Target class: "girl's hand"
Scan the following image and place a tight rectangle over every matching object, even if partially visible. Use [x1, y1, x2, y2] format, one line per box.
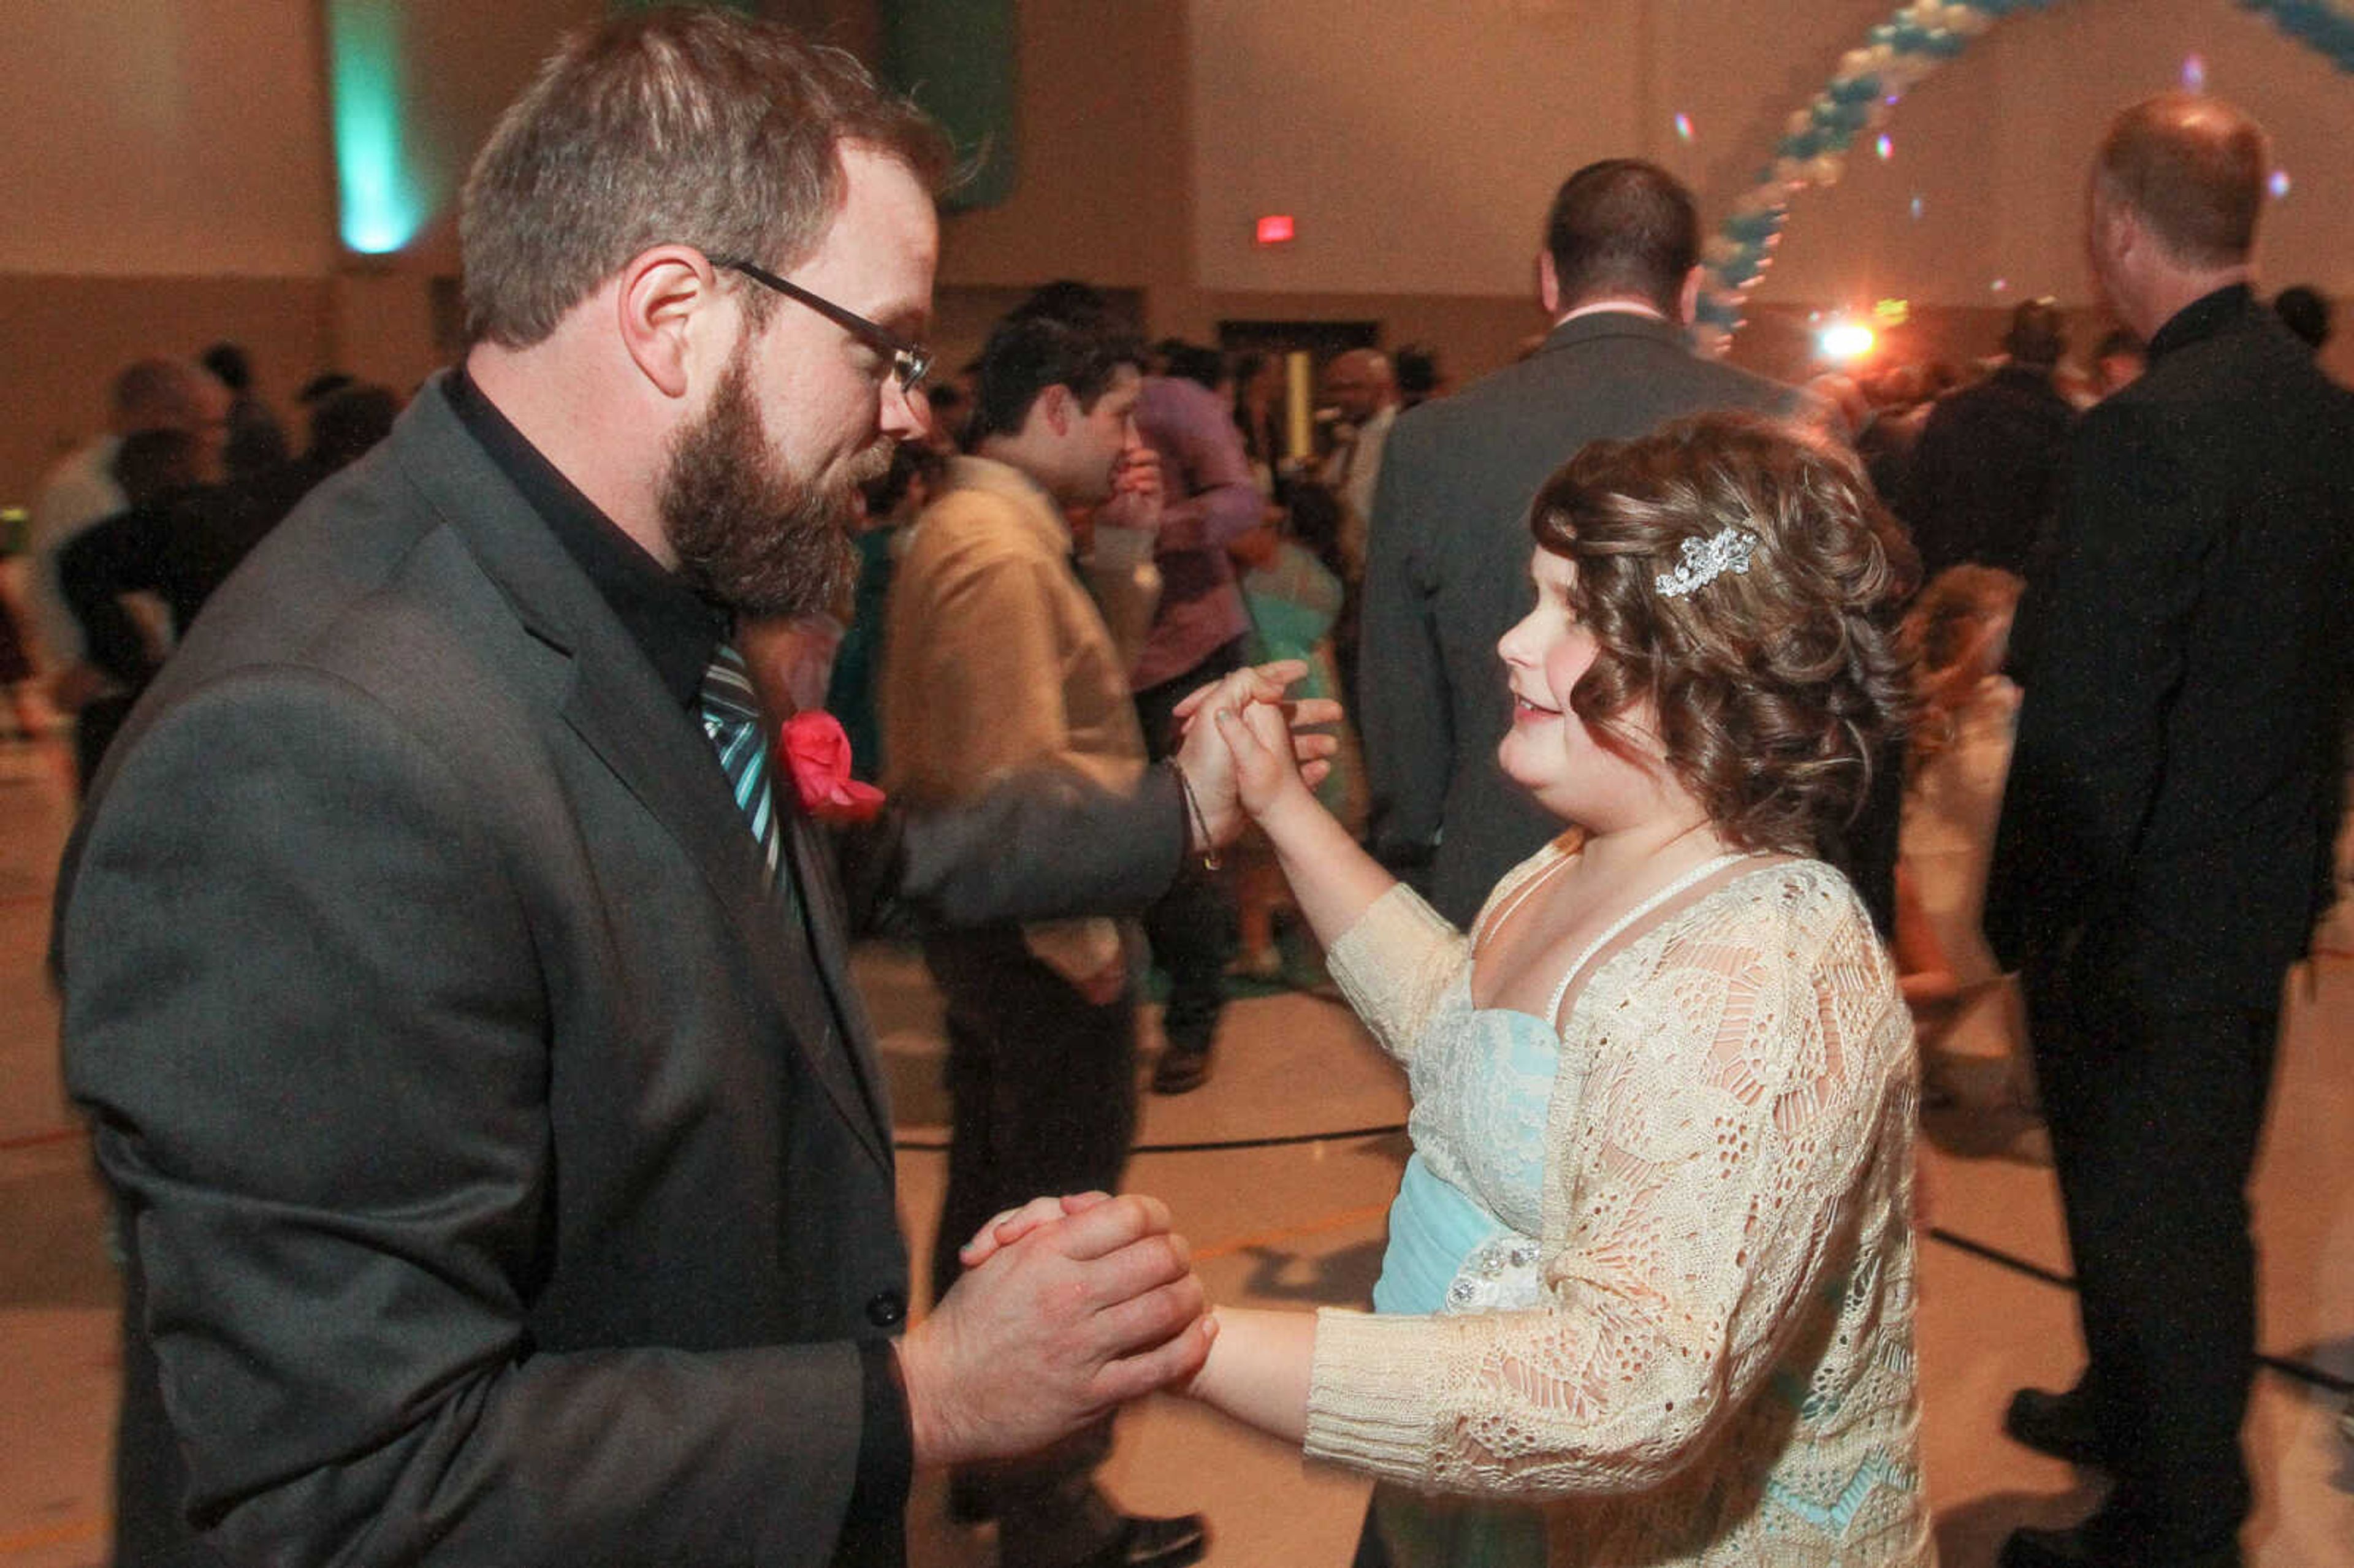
[1214, 696, 1317, 823]
[957, 1192, 1113, 1269]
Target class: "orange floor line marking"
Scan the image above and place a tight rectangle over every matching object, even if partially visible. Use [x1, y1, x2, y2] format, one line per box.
[0, 1515, 107, 1555]
[0, 1125, 86, 1153]
[1192, 1201, 1391, 1263]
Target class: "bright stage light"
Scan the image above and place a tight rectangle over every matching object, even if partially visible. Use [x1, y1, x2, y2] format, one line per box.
[1818, 321, 1876, 362]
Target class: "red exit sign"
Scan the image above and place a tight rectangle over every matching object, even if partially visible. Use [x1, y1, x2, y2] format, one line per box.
[1255, 214, 1295, 245]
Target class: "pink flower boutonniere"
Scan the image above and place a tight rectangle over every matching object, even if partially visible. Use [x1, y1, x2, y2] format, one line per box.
[779, 711, 888, 825]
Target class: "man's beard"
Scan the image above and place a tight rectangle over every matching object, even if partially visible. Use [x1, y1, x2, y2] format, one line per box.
[658, 347, 886, 618]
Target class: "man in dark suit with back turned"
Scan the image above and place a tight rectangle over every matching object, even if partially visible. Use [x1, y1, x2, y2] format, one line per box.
[1987, 93, 2354, 1568]
[54, 13, 1324, 1567]
[1898, 296, 2076, 582]
[1360, 159, 1809, 926]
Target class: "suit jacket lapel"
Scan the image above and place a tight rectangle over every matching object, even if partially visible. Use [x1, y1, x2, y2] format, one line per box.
[390, 381, 896, 1174]
[783, 809, 896, 1143]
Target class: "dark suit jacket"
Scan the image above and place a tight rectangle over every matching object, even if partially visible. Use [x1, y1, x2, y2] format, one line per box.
[1986, 286, 2354, 1011]
[1358, 311, 1808, 924]
[1897, 362, 2075, 581]
[55, 378, 1186, 1567]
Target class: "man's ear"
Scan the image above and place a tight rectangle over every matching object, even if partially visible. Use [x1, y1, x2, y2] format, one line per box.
[2086, 188, 2134, 272]
[1537, 251, 1562, 318]
[617, 246, 722, 400]
[1038, 382, 1074, 436]
[1676, 264, 1702, 327]
[2108, 205, 2146, 270]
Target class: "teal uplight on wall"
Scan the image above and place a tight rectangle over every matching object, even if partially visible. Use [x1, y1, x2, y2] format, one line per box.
[327, 2, 422, 254]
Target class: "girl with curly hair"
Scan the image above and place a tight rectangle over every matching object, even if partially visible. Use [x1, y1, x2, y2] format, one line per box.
[1170, 413, 1928, 1566]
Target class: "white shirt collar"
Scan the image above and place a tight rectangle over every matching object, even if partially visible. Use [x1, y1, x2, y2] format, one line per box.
[1555, 299, 1670, 326]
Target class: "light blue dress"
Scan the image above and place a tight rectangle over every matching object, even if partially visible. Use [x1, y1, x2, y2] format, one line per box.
[1364, 980, 1558, 1566]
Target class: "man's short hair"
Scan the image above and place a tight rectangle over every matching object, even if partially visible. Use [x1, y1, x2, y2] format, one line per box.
[199, 343, 253, 394]
[1005, 279, 1118, 332]
[1161, 341, 1226, 392]
[110, 359, 216, 434]
[460, 9, 951, 349]
[1543, 159, 1699, 317]
[2094, 93, 2269, 270]
[967, 316, 1143, 443]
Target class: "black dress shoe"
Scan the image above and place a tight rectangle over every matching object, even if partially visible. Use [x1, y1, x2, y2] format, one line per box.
[2003, 1383, 2111, 1467]
[1149, 1042, 1213, 1096]
[1999, 1520, 2241, 1568]
[1065, 1512, 1209, 1568]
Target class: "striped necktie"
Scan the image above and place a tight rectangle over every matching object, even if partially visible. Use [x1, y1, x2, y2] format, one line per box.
[698, 643, 787, 894]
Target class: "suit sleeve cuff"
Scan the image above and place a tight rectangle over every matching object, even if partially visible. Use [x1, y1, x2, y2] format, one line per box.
[834, 1338, 913, 1560]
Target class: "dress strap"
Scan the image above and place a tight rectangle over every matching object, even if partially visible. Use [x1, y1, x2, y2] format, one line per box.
[1542, 852, 1753, 1028]
[1470, 843, 1579, 952]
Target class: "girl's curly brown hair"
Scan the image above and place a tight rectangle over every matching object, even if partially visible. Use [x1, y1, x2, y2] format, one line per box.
[1528, 412, 1916, 856]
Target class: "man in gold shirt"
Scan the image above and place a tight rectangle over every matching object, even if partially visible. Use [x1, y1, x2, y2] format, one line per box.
[881, 310, 1205, 1568]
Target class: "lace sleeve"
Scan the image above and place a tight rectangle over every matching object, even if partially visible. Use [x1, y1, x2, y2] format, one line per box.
[1305, 872, 1909, 1497]
[1322, 881, 1466, 1064]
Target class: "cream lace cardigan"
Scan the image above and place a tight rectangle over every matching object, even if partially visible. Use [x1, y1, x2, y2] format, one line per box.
[1309, 850, 1933, 1566]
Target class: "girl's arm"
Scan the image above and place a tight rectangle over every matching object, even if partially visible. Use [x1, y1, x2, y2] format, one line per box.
[1213, 701, 1394, 949]
[1184, 1307, 1317, 1445]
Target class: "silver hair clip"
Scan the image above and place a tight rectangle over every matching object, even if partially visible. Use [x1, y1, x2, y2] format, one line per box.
[1655, 526, 1760, 598]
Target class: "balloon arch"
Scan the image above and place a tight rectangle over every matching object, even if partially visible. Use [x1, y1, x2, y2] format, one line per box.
[1690, 0, 2354, 356]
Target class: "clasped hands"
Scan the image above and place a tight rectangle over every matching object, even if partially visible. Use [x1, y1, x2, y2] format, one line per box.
[1168, 658, 1342, 855]
[894, 663, 1338, 1468]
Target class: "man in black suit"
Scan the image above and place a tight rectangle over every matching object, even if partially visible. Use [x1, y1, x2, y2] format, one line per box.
[1899, 297, 2076, 581]
[1987, 94, 2354, 1568]
[1359, 159, 1809, 926]
[55, 14, 1314, 1567]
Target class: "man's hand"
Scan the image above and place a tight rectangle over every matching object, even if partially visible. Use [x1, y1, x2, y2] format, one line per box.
[1095, 449, 1165, 539]
[1170, 661, 1342, 850]
[895, 1193, 1213, 1468]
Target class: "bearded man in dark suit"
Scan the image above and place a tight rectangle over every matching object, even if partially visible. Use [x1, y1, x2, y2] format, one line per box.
[1987, 93, 2354, 1568]
[1358, 159, 1810, 927]
[54, 13, 1323, 1567]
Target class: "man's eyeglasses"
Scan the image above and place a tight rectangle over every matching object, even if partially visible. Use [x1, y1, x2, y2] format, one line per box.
[712, 256, 932, 396]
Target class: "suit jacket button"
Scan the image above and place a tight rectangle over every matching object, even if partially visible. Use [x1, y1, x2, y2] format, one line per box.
[866, 1290, 906, 1328]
